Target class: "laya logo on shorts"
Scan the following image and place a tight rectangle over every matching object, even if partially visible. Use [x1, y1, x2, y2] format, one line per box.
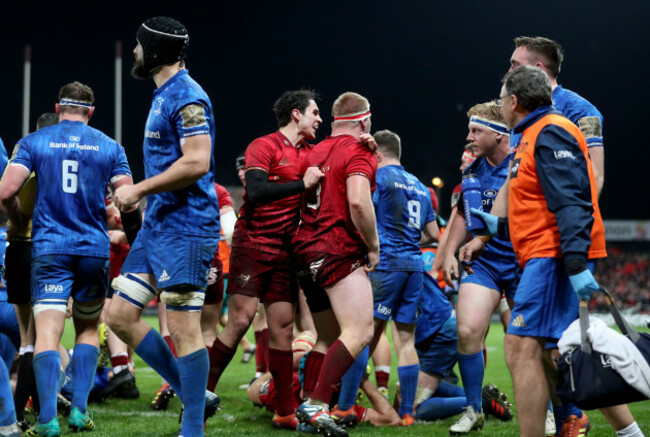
[376, 304, 391, 316]
[159, 270, 171, 282]
[44, 284, 63, 293]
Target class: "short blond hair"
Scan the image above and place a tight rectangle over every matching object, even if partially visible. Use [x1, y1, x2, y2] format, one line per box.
[467, 101, 505, 124]
[331, 92, 369, 118]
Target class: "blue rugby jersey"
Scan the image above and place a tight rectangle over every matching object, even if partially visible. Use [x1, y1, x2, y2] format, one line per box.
[0, 137, 8, 174]
[463, 156, 516, 262]
[415, 273, 453, 344]
[510, 87, 604, 150]
[373, 165, 435, 272]
[553, 86, 604, 148]
[11, 120, 131, 258]
[0, 227, 6, 302]
[142, 70, 220, 237]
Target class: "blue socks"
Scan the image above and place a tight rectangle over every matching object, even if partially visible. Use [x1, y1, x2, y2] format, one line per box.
[179, 348, 209, 437]
[458, 351, 484, 411]
[71, 344, 100, 413]
[135, 329, 183, 402]
[397, 364, 419, 417]
[416, 396, 467, 420]
[0, 356, 16, 427]
[436, 380, 465, 398]
[33, 350, 61, 423]
[338, 346, 369, 410]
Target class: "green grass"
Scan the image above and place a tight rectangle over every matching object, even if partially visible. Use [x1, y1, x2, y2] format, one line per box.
[52, 317, 650, 436]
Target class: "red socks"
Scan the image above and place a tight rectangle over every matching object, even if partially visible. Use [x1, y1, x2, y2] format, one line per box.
[301, 351, 325, 399]
[268, 348, 294, 416]
[255, 328, 269, 374]
[207, 338, 236, 392]
[311, 340, 355, 405]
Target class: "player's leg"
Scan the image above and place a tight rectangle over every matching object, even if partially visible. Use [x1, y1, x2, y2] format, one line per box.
[372, 332, 391, 397]
[454, 281, 500, 419]
[309, 268, 373, 406]
[164, 295, 208, 437]
[505, 334, 547, 437]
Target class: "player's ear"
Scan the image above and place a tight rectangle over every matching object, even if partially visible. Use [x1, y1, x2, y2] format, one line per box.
[55, 103, 60, 115]
[291, 108, 302, 123]
[88, 107, 95, 120]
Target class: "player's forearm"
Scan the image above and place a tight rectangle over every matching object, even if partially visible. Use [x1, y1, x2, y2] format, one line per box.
[0, 195, 24, 228]
[443, 213, 468, 258]
[134, 154, 209, 198]
[350, 196, 379, 252]
[588, 146, 604, 198]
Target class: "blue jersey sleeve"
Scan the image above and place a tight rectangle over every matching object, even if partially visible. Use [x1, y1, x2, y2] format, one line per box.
[111, 144, 132, 181]
[0, 138, 8, 175]
[10, 141, 33, 172]
[172, 101, 212, 139]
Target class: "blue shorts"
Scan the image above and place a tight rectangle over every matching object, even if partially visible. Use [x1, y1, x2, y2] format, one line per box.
[0, 301, 19, 366]
[121, 226, 218, 291]
[31, 255, 109, 306]
[415, 314, 458, 377]
[507, 258, 596, 340]
[369, 270, 422, 324]
[460, 255, 518, 301]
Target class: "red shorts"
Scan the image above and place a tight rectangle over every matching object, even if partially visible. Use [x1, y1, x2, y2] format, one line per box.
[227, 245, 298, 303]
[259, 372, 302, 413]
[204, 251, 224, 305]
[295, 251, 365, 313]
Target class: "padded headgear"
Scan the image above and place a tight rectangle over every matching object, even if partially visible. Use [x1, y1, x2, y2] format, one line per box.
[136, 17, 189, 76]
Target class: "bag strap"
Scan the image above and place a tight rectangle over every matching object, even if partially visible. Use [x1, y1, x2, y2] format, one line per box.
[600, 287, 640, 343]
[579, 299, 592, 353]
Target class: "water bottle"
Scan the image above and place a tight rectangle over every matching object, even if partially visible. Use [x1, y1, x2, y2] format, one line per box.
[462, 173, 484, 232]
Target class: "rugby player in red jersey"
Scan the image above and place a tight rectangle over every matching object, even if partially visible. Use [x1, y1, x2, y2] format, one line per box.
[207, 90, 324, 430]
[293, 92, 378, 437]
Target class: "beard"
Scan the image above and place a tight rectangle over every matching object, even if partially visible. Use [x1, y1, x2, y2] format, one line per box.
[130, 58, 150, 79]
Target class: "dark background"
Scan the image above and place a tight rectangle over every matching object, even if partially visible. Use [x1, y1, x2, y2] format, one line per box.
[2, 1, 648, 218]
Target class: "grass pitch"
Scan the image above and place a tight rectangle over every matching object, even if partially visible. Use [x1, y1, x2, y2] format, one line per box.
[53, 317, 649, 436]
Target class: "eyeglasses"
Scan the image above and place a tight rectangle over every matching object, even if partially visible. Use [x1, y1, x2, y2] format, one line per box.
[495, 95, 513, 107]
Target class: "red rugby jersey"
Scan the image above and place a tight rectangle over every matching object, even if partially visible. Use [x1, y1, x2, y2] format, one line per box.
[294, 135, 377, 257]
[215, 182, 233, 272]
[233, 131, 312, 254]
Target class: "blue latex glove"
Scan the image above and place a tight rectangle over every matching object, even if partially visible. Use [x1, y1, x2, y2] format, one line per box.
[568, 269, 600, 300]
[469, 207, 498, 236]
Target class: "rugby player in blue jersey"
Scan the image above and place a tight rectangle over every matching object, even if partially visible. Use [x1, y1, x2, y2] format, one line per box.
[0, 81, 134, 436]
[442, 102, 514, 434]
[107, 17, 220, 437]
[333, 130, 439, 426]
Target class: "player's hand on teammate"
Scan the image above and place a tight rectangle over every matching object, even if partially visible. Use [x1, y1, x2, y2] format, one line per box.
[302, 166, 325, 190]
[359, 133, 377, 151]
[113, 185, 141, 211]
[569, 269, 600, 301]
[364, 248, 380, 273]
[458, 237, 487, 271]
[442, 254, 459, 288]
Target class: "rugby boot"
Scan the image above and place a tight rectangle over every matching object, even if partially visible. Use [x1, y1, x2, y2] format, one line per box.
[449, 406, 484, 435]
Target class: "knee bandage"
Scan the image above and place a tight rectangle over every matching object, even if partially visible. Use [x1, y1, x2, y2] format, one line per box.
[160, 290, 205, 312]
[112, 273, 157, 309]
[72, 300, 105, 320]
[497, 297, 510, 315]
[33, 299, 68, 317]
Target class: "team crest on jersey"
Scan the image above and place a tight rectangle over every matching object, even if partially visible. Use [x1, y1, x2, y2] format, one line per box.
[236, 273, 251, 288]
[278, 157, 290, 166]
[153, 97, 164, 116]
